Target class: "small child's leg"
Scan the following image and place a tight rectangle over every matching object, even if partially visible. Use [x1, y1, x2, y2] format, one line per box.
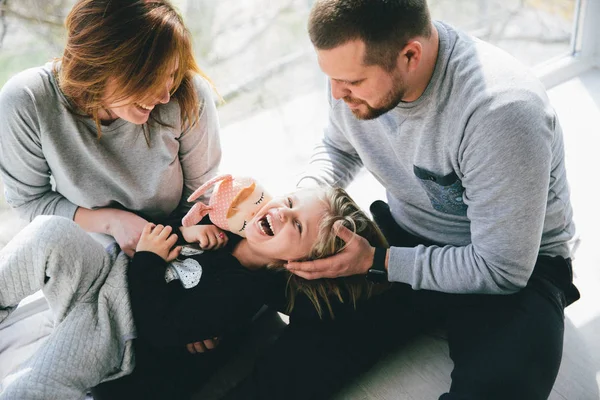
[0, 215, 114, 324]
[0, 302, 123, 399]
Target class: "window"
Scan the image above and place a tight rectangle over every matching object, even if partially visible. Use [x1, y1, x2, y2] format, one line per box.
[430, 0, 578, 66]
[0, 0, 586, 126]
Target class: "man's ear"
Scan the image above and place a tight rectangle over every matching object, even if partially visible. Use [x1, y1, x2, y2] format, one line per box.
[396, 40, 423, 73]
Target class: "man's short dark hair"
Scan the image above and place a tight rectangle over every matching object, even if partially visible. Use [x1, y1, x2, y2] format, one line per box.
[308, 0, 432, 71]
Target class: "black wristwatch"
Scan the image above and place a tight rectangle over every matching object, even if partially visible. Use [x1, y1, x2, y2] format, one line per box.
[366, 247, 388, 283]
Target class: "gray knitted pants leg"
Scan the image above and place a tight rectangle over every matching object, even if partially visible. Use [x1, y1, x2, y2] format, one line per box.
[0, 216, 122, 399]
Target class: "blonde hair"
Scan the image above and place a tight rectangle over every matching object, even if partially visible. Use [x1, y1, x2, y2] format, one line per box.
[55, 0, 214, 139]
[270, 186, 389, 319]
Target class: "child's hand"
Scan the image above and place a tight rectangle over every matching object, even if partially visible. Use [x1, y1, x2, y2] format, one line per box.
[136, 223, 181, 262]
[179, 224, 228, 250]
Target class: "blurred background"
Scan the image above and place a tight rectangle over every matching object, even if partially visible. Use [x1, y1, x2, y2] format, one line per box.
[0, 0, 579, 121]
[0, 0, 581, 204]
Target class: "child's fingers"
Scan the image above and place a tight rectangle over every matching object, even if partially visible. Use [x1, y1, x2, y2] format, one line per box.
[210, 235, 219, 248]
[166, 233, 178, 247]
[215, 232, 228, 248]
[186, 343, 197, 354]
[142, 223, 155, 236]
[192, 341, 207, 353]
[203, 338, 217, 350]
[167, 246, 181, 262]
[158, 225, 173, 239]
[151, 224, 165, 236]
[198, 234, 209, 249]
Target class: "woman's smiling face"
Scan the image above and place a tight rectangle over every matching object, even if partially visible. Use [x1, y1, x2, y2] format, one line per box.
[243, 188, 328, 262]
[99, 60, 179, 125]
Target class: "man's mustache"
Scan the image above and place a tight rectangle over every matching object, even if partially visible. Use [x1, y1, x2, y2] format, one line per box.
[343, 96, 364, 106]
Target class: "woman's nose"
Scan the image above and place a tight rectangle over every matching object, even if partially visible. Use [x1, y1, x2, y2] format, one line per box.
[158, 85, 171, 104]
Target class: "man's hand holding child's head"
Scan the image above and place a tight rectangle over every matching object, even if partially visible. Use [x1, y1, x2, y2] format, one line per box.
[136, 223, 181, 262]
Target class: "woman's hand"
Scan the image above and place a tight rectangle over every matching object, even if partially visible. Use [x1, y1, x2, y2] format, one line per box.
[136, 223, 181, 262]
[179, 224, 228, 249]
[106, 210, 150, 257]
[74, 207, 149, 257]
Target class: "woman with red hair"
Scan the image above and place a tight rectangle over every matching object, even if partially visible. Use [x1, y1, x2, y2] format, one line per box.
[0, 0, 226, 258]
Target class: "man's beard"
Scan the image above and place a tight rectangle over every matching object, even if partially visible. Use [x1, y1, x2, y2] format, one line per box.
[344, 75, 405, 120]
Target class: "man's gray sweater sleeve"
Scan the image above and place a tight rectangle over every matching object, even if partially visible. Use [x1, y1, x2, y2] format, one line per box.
[0, 75, 78, 221]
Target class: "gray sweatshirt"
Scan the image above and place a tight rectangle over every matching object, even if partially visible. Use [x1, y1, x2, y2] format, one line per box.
[300, 21, 575, 294]
[0, 62, 221, 223]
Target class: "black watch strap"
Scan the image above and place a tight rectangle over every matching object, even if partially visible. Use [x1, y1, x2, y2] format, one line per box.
[366, 247, 388, 283]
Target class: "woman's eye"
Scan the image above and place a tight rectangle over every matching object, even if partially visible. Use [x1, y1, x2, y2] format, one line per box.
[239, 220, 247, 232]
[288, 198, 293, 208]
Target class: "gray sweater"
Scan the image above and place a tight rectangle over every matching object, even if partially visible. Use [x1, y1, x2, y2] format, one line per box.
[0, 62, 221, 222]
[300, 21, 575, 294]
